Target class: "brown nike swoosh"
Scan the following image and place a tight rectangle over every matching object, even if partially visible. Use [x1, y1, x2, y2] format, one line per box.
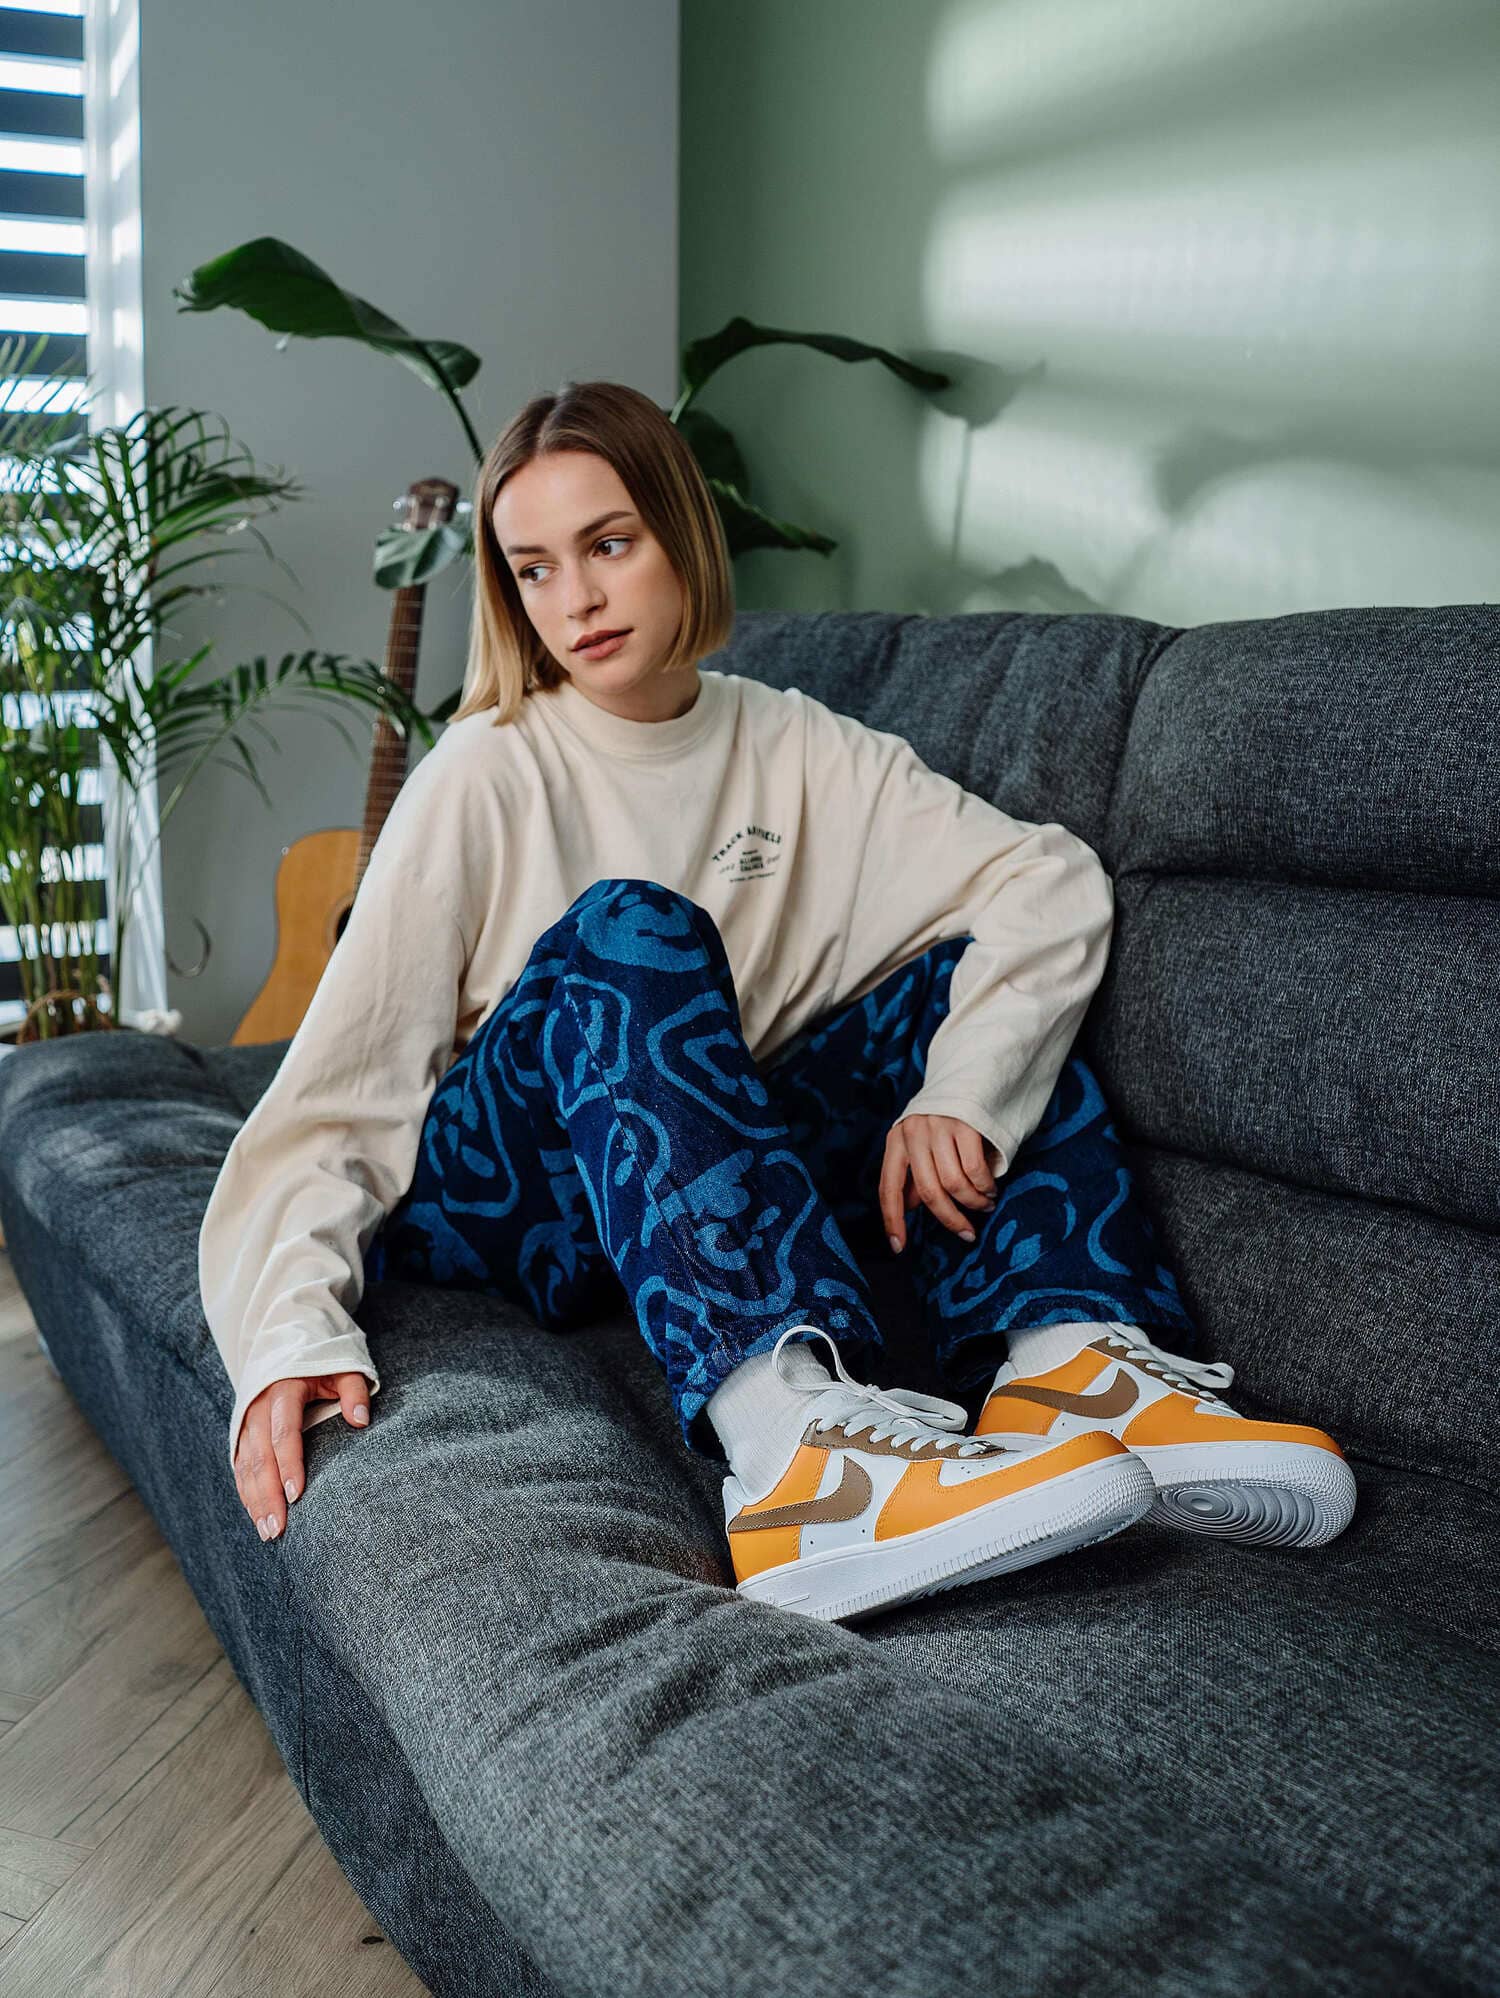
[727, 1454, 873, 1533]
[997, 1372, 1140, 1418]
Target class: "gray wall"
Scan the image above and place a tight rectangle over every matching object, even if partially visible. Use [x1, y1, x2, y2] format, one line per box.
[144, 0, 679, 1042]
[681, 0, 1500, 623]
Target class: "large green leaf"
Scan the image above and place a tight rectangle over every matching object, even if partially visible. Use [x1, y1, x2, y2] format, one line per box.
[707, 478, 836, 559]
[674, 406, 753, 496]
[173, 237, 482, 397]
[676, 314, 952, 412]
[373, 517, 473, 590]
[672, 408, 836, 554]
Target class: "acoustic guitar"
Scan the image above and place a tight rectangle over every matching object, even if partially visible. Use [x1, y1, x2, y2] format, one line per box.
[230, 476, 459, 1046]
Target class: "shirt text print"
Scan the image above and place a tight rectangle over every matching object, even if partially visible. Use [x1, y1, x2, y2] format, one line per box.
[712, 823, 785, 884]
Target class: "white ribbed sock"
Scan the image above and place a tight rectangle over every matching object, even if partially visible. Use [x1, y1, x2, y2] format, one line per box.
[1006, 1319, 1113, 1378]
[707, 1337, 837, 1498]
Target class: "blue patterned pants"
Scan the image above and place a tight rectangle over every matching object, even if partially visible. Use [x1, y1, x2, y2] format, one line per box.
[367, 877, 1197, 1462]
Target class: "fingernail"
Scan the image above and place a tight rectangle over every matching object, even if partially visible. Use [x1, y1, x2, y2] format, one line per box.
[351, 1404, 369, 1424]
[267, 1514, 280, 1537]
[961, 1228, 976, 1242]
[888, 1235, 902, 1254]
[257, 1517, 269, 1540]
[284, 1478, 296, 1504]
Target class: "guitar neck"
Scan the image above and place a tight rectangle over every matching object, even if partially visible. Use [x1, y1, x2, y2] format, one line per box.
[355, 583, 425, 884]
[353, 475, 460, 891]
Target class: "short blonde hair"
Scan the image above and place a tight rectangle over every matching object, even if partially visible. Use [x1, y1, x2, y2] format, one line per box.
[450, 379, 735, 727]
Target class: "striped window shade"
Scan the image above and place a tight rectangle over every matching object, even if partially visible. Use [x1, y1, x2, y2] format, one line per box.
[0, 0, 95, 1031]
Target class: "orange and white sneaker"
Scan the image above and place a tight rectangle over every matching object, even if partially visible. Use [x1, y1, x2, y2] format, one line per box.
[723, 1325, 1157, 1623]
[974, 1322, 1357, 1549]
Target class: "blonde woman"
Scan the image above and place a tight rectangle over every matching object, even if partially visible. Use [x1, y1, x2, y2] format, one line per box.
[200, 381, 1355, 1623]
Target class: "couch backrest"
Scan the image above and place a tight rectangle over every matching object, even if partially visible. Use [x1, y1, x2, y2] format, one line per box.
[713, 604, 1500, 1496]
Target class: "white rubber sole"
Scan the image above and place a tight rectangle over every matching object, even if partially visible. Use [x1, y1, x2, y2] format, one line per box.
[734, 1449, 1158, 1625]
[1132, 1440, 1358, 1548]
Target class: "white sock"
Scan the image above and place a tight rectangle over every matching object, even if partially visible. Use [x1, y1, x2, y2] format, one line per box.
[1005, 1318, 1113, 1378]
[707, 1337, 837, 1498]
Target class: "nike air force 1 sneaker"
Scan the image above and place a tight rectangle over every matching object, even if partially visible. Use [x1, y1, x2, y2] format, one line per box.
[974, 1323, 1357, 1549]
[724, 1325, 1157, 1624]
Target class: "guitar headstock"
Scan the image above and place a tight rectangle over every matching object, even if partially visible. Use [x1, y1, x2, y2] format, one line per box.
[391, 476, 461, 535]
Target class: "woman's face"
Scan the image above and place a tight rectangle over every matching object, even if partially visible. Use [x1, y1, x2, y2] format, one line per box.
[493, 450, 688, 701]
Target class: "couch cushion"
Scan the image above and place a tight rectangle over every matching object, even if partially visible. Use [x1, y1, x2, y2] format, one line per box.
[280, 1280, 1493, 1993]
[1112, 603, 1500, 895]
[0, 1031, 263, 1385]
[6, 1144, 1458, 1994]
[1080, 602, 1500, 1480]
[718, 605, 1174, 855]
[871, 1454, 1500, 1994]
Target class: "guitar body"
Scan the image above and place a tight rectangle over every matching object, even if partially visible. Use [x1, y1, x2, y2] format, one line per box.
[229, 828, 359, 1046]
[228, 476, 460, 1048]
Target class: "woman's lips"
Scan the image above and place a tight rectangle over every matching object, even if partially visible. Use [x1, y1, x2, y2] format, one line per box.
[575, 630, 630, 659]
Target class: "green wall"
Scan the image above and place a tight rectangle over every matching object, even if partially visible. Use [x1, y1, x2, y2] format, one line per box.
[681, 0, 1500, 622]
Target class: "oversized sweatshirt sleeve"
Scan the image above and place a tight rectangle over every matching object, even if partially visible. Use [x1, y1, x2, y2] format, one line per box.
[199, 740, 471, 1473]
[830, 723, 1115, 1179]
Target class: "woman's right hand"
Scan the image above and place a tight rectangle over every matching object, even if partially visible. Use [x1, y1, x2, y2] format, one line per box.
[234, 1373, 372, 1540]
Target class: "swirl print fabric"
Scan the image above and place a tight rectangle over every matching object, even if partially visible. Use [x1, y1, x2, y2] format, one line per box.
[367, 877, 1197, 1460]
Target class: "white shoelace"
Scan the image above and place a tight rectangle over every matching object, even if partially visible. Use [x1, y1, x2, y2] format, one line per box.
[1101, 1322, 1237, 1410]
[772, 1322, 1015, 1458]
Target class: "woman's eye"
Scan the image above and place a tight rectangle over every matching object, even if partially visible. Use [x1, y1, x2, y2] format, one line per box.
[516, 536, 629, 587]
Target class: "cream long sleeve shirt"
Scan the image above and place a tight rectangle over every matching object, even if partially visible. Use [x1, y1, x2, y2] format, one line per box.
[200, 665, 1115, 1470]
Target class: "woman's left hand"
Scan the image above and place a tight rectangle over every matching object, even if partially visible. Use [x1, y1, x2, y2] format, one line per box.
[880, 1115, 1000, 1253]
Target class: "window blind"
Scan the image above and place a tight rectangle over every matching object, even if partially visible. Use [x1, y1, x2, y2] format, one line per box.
[0, 0, 94, 1029]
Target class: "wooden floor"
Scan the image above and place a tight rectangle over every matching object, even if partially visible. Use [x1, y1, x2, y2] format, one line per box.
[0, 1247, 430, 1996]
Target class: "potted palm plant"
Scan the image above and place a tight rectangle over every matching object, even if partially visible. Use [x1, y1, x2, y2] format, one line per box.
[0, 332, 433, 1045]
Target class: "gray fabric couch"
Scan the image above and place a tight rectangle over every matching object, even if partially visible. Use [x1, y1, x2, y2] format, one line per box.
[2, 603, 1496, 1998]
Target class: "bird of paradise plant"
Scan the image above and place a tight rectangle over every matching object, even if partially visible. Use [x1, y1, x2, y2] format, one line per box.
[172, 237, 953, 721]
